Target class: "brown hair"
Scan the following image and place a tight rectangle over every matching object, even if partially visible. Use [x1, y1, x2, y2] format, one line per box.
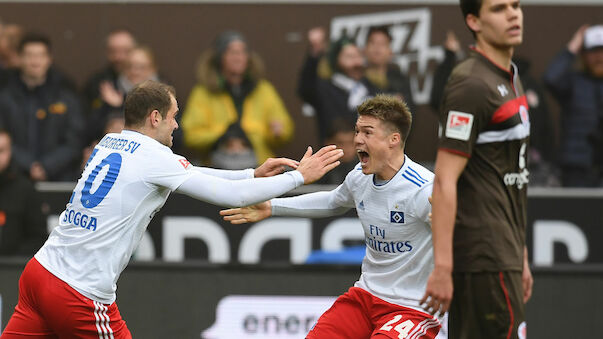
[460, 0, 483, 38]
[124, 80, 175, 127]
[357, 94, 412, 142]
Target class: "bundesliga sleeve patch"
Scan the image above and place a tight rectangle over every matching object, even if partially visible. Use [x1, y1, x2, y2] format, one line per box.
[179, 158, 191, 169]
[445, 111, 474, 141]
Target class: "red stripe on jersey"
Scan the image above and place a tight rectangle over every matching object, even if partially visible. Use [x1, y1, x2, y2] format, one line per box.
[439, 148, 471, 158]
[499, 272, 515, 339]
[491, 96, 528, 125]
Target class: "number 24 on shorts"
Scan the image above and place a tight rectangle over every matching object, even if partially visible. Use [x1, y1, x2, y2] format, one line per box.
[378, 314, 440, 339]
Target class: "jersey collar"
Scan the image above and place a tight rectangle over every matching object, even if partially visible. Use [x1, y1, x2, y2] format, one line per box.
[469, 47, 520, 95]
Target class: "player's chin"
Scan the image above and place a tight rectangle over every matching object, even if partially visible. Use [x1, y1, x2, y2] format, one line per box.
[507, 36, 522, 46]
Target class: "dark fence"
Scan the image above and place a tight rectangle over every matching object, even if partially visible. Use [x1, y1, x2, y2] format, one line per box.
[1, 186, 602, 338]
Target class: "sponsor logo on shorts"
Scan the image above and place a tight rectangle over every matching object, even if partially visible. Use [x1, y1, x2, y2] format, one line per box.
[445, 111, 473, 141]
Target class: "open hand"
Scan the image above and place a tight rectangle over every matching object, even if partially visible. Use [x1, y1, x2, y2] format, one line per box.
[99, 81, 124, 107]
[254, 157, 299, 178]
[296, 145, 343, 184]
[568, 24, 589, 54]
[220, 201, 272, 224]
[308, 27, 327, 56]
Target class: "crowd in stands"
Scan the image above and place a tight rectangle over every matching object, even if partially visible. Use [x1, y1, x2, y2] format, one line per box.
[0, 19, 602, 255]
[0, 16, 602, 256]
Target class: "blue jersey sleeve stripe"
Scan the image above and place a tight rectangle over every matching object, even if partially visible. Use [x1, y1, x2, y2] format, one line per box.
[402, 173, 422, 187]
[404, 170, 427, 184]
[407, 166, 429, 183]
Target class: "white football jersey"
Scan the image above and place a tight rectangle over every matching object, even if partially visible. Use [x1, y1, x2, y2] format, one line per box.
[35, 130, 197, 304]
[272, 155, 434, 312]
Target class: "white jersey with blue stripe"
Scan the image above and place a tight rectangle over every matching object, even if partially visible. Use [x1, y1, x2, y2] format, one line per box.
[35, 130, 197, 304]
[271, 155, 435, 311]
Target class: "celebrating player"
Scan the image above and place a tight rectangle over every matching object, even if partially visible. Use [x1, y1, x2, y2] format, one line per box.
[221, 95, 444, 339]
[0, 80, 343, 338]
[421, 0, 533, 338]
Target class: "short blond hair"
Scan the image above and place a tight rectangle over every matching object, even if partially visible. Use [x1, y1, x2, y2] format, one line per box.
[357, 94, 412, 142]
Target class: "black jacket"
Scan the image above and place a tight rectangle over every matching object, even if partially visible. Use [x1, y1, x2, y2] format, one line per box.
[543, 49, 603, 168]
[0, 164, 47, 256]
[0, 69, 85, 181]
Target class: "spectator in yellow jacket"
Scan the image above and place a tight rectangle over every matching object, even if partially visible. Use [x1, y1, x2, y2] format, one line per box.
[181, 31, 294, 169]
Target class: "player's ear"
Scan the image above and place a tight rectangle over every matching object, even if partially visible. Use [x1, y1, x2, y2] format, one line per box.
[390, 132, 401, 148]
[149, 109, 161, 127]
[466, 14, 481, 34]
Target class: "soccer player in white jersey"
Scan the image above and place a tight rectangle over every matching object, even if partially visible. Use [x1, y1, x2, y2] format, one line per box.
[221, 95, 444, 339]
[0, 80, 343, 339]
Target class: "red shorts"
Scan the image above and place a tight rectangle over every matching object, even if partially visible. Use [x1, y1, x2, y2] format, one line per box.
[1, 258, 131, 339]
[307, 287, 441, 339]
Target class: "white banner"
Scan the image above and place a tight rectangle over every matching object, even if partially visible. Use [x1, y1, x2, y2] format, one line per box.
[201, 295, 337, 339]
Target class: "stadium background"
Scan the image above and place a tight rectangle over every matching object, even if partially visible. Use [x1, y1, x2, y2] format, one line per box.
[1, 0, 602, 338]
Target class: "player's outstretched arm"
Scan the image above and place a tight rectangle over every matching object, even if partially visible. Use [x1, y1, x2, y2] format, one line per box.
[192, 157, 299, 180]
[220, 201, 272, 224]
[174, 145, 342, 208]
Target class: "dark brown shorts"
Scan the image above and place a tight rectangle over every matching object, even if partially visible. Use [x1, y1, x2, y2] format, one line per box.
[448, 271, 526, 339]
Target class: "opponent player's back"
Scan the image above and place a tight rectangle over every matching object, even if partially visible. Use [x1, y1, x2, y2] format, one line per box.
[35, 130, 192, 304]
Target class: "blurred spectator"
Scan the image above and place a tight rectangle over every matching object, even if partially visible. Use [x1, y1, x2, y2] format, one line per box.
[0, 22, 24, 89]
[515, 57, 560, 186]
[543, 25, 603, 187]
[0, 33, 84, 181]
[86, 45, 160, 144]
[81, 112, 124, 170]
[431, 30, 559, 186]
[298, 27, 378, 143]
[0, 129, 47, 257]
[364, 25, 415, 111]
[317, 118, 358, 185]
[0, 22, 23, 69]
[82, 29, 136, 114]
[429, 30, 464, 112]
[181, 31, 293, 169]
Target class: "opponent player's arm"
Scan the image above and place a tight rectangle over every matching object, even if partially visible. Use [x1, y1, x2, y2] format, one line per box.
[522, 246, 533, 303]
[421, 149, 468, 315]
[431, 150, 467, 273]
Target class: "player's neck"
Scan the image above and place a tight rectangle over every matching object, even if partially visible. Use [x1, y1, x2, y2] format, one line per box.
[475, 40, 514, 71]
[376, 151, 405, 181]
[125, 124, 155, 140]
